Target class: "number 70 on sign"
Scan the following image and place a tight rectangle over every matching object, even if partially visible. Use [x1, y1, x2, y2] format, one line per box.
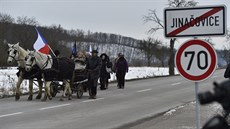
[175, 39, 217, 82]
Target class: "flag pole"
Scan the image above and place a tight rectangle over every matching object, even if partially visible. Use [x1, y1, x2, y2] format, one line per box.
[34, 27, 56, 57]
[48, 45, 56, 57]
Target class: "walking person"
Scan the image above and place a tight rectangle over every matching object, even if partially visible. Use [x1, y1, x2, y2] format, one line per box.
[99, 53, 112, 90]
[115, 53, 128, 89]
[86, 50, 102, 99]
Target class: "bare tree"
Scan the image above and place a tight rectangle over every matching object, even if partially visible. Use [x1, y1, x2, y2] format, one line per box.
[16, 16, 38, 26]
[0, 13, 15, 23]
[0, 13, 15, 43]
[221, 29, 230, 64]
[143, 0, 197, 75]
[221, 46, 230, 65]
[139, 37, 161, 66]
[8, 16, 40, 48]
[156, 45, 170, 67]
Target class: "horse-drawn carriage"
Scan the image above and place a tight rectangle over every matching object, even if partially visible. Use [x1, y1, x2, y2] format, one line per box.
[7, 43, 89, 101]
[51, 69, 88, 99]
[30, 50, 89, 100]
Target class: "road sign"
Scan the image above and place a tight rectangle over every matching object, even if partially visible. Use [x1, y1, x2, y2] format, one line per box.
[164, 5, 226, 37]
[175, 39, 217, 82]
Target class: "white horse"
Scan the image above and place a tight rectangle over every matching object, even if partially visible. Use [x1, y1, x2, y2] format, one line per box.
[7, 43, 43, 101]
[25, 50, 74, 101]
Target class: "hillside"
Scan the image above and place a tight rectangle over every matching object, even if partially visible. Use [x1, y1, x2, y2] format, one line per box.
[0, 13, 170, 67]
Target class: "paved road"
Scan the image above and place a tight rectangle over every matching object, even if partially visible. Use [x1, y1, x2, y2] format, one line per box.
[0, 69, 226, 129]
[124, 102, 221, 129]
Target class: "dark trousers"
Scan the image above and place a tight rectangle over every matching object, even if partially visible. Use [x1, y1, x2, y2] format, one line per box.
[100, 77, 109, 89]
[88, 78, 98, 96]
[105, 79, 108, 88]
[116, 72, 126, 88]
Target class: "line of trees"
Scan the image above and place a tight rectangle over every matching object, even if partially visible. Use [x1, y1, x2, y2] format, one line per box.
[220, 29, 230, 65]
[143, 0, 198, 75]
[0, 13, 171, 68]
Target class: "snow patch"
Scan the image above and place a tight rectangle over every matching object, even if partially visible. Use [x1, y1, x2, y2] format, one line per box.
[0, 67, 178, 97]
[164, 105, 184, 116]
[178, 126, 195, 129]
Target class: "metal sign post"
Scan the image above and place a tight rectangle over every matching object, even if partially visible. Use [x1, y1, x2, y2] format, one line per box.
[175, 39, 217, 129]
[195, 82, 201, 129]
[194, 37, 201, 129]
[165, 5, 226, 129]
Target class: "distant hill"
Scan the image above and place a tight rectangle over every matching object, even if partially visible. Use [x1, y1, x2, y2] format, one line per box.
[0, 13, 172, 67]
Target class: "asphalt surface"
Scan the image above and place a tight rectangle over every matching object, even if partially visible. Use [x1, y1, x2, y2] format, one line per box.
[0, 69, 226, 129]
[121, 102, 221, 129]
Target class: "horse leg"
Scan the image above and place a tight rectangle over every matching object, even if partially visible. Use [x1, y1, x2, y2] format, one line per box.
[69, 72, 75, 100]
[60, 81, 66, 101]
[60, 80, 71, 101]
[41, 81, 47, 102]
[46, 81, 52, 100]
[66, 80, 72, 100]
[42, 81, 52, 101]
[36, 79, 43, 99]
[27, 79, 33, 101]
[15, 76, 23, 101]
[42, 93, 47, 102]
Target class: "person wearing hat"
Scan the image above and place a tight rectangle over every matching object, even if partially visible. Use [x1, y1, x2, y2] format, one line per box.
[86, 50, 102, 99]
[112, 53, 122, 72]
[114, 53, 128, 89]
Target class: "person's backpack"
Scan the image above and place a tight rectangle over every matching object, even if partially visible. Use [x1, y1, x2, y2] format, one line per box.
[224, 64, 230, 78]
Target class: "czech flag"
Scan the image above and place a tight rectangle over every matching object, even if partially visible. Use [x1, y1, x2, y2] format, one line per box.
[72, 42, 77, 56]
[33, 28, 50, 54]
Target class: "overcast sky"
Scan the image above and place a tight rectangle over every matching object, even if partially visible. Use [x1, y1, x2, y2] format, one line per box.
[1, 0, 229, 49]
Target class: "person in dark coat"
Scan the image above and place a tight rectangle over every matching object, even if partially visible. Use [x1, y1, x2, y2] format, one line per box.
[54, 49, 60, 57]
[224, 64, 230, 79]
[115, 53, 128, 89]
[86, 50, 102, 99]
[99, 53, 112, 90]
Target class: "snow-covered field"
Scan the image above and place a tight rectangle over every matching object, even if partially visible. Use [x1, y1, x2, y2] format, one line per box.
[0, 67, 178, 97]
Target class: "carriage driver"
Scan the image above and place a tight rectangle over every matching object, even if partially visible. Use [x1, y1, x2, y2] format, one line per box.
[86, 50, 102, 99]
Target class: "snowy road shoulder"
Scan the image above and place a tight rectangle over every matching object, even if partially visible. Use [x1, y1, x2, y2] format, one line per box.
[0, 67, 178, 97]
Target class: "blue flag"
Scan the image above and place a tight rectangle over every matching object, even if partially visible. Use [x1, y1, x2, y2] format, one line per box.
[72, 42, 77, 56]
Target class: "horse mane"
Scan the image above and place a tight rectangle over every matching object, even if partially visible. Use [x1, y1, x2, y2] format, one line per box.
[25, 50, 52, 70]
[35, 51, 51, 60]
[18, 46, 28, 58]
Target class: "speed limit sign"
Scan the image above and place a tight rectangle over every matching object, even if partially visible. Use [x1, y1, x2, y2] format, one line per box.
[175, 39, 217, 82]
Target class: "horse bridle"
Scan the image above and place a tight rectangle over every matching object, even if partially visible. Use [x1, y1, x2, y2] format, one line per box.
[25, 53, 36, 68]
[26, 52, 51, 70]
[7, 47, 21, 61]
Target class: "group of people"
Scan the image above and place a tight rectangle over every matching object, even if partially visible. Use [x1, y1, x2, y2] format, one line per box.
[81, 50, 129, 99]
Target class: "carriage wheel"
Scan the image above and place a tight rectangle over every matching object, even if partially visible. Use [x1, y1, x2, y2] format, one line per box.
[77, 83, 84, 98]
[50, 82, 58, 97]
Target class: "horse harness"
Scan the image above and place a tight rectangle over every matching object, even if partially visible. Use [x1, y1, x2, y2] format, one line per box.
[42, 57, 75, 81]
[17, 66, 42, 80]
[8, 46, 24, 62]
[26, 52, 52, 70]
